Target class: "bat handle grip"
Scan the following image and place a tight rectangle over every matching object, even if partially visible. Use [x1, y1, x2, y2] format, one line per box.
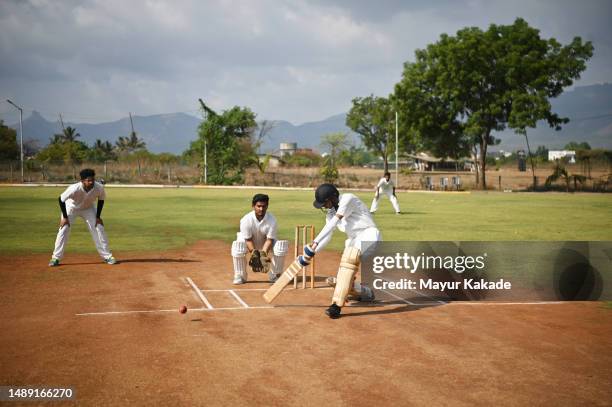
[297, 255, 311, 267]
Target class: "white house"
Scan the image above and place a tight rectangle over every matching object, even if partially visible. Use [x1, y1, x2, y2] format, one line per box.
[548, 150, 576, 163]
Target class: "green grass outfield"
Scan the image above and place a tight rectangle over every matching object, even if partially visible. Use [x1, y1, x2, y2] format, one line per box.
[0, 186, 611, 254]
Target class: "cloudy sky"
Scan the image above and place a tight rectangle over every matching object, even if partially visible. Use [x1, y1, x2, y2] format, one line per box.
[1, 0, 610, 125]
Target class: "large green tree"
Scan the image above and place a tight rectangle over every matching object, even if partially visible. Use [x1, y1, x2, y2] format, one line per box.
[346, 95, 398, 172]
[394, 18, 593, 189]
[187, 102, 257, 185]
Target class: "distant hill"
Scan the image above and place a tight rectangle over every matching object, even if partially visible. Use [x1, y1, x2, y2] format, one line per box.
[262, 113, 359, 153]
[10, 111, 202, 154]
[9, 83, 612, 154]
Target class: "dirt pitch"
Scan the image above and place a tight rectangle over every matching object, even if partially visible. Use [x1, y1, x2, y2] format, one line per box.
[1, 241, 611, 406]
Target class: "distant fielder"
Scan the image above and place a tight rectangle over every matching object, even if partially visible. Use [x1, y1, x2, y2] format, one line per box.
[49, 168, 116, 266]
[309, 184, 381, 319]
[231, 194, 288, 284]
[370, 171, 401, 214]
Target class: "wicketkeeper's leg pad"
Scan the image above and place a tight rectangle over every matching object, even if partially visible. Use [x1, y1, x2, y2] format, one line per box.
[231, 240, 248, 282]
[271, 240, 289, 276]
[331, 246, 361, 307]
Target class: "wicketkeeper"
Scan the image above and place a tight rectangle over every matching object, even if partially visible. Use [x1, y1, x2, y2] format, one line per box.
[231, 194, 288, 284]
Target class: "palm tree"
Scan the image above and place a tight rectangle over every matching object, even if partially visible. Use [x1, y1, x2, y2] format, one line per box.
[62, 126, 81, 143]
[546, 160, 587, 192]
[92, 139, 115, 162]
[116, 132, 147, 176]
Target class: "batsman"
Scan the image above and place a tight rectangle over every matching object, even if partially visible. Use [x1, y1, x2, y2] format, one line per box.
[264, 183, 381, 319]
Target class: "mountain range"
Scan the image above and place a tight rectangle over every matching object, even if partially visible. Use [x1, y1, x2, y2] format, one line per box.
[8, 83, 612, 155]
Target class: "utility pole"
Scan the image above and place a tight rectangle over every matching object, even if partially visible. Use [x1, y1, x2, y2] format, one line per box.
[6, 99, 24, 183]
[129, 112, 135, 135]
[395, 111, 399, 187]
[59, 113, 66, 132]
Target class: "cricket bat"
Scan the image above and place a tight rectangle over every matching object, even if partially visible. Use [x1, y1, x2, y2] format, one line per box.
[263, 256, 309, 303]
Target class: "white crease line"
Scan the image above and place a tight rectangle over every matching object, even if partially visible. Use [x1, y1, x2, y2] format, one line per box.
[229, 290, 249, 308]
[378, 288, 417, 305]
[186, 277, 214, 310]
[203, 288, 268, 292]
[449, 301, 566, 305]
[76, 306, 274, 316]
[201, 287, 334, 292]
[379, 276, 447, 305]
[74, 301, 568, 316]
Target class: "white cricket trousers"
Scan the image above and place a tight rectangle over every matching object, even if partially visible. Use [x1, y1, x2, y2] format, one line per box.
[370, 191, 400, 213]
[52, 207, 112, 260]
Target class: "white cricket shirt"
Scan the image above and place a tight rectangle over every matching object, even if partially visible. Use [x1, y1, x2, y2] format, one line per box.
[239, 211, 278, 249]
[60, 181, 106, 211]
[326, 193, 377, 239]
[376, 177, 395, 193]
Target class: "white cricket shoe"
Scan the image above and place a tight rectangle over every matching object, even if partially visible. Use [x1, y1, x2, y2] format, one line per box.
[233, 276, 245, 285]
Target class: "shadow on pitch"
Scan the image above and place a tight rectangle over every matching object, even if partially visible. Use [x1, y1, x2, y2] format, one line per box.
[117, 258, 200, 264]
[340, 300, 443, 318]
[56, 258, 200, 266]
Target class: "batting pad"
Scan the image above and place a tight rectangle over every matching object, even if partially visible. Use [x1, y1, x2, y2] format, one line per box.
[332, 246, 361, 307]
[271, 240, 289, 276]
[231, 240, 248, 281]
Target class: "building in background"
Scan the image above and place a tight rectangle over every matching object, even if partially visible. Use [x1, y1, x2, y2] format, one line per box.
[548, 150, 576, 163]
[279, 142, 297, 157]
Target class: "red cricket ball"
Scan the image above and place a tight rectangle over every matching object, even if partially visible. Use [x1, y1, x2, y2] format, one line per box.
[179, 305, 188, 314]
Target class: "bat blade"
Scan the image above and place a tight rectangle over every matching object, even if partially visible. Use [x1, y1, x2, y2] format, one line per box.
[263, 260, 303, 303]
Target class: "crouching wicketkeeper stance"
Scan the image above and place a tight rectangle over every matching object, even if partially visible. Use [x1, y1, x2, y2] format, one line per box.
[263, 183, 381, 319]
[232, 194, 289, 284]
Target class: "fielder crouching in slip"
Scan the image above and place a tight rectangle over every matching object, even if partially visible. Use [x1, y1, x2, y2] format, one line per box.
[305, 183, 381, 319]
[231, 194, 289, 285]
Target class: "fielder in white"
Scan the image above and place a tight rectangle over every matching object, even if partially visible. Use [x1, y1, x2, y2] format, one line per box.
[231, 194, 288, 284]
[49, 168, 116, 266]
[308, 183, 381, 319]
[370, 172, 400, 214]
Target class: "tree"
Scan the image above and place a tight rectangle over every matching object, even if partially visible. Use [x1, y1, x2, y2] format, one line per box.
[116, 132, 147, 176]
[346, 95, 398, 172]
[320, 132, 349, 167]
[284, 151, 321, 167]
[0, 120, 19, 160]
[116, 132, 146, 154]
[61, 126, 80, 143]
[338, 146, 375, 167]
[394, 18, 593, 189]
[534, 145, 549, 161]
[564, 141, 591, 151]
[89, 139, 116, 163]
[37, 125, 89, 178]
[187, 103, 258, 185]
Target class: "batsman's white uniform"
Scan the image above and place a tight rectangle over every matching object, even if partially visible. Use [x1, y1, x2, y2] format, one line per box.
[314, 193, 382, 304]
[232, 211, 288, 284]
[316, 193, 382, 253]
[51, 181, 113, 261]
[370, 177, 400, 213]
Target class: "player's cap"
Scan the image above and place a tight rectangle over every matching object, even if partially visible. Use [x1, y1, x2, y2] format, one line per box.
[313, 183, 339, 209]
